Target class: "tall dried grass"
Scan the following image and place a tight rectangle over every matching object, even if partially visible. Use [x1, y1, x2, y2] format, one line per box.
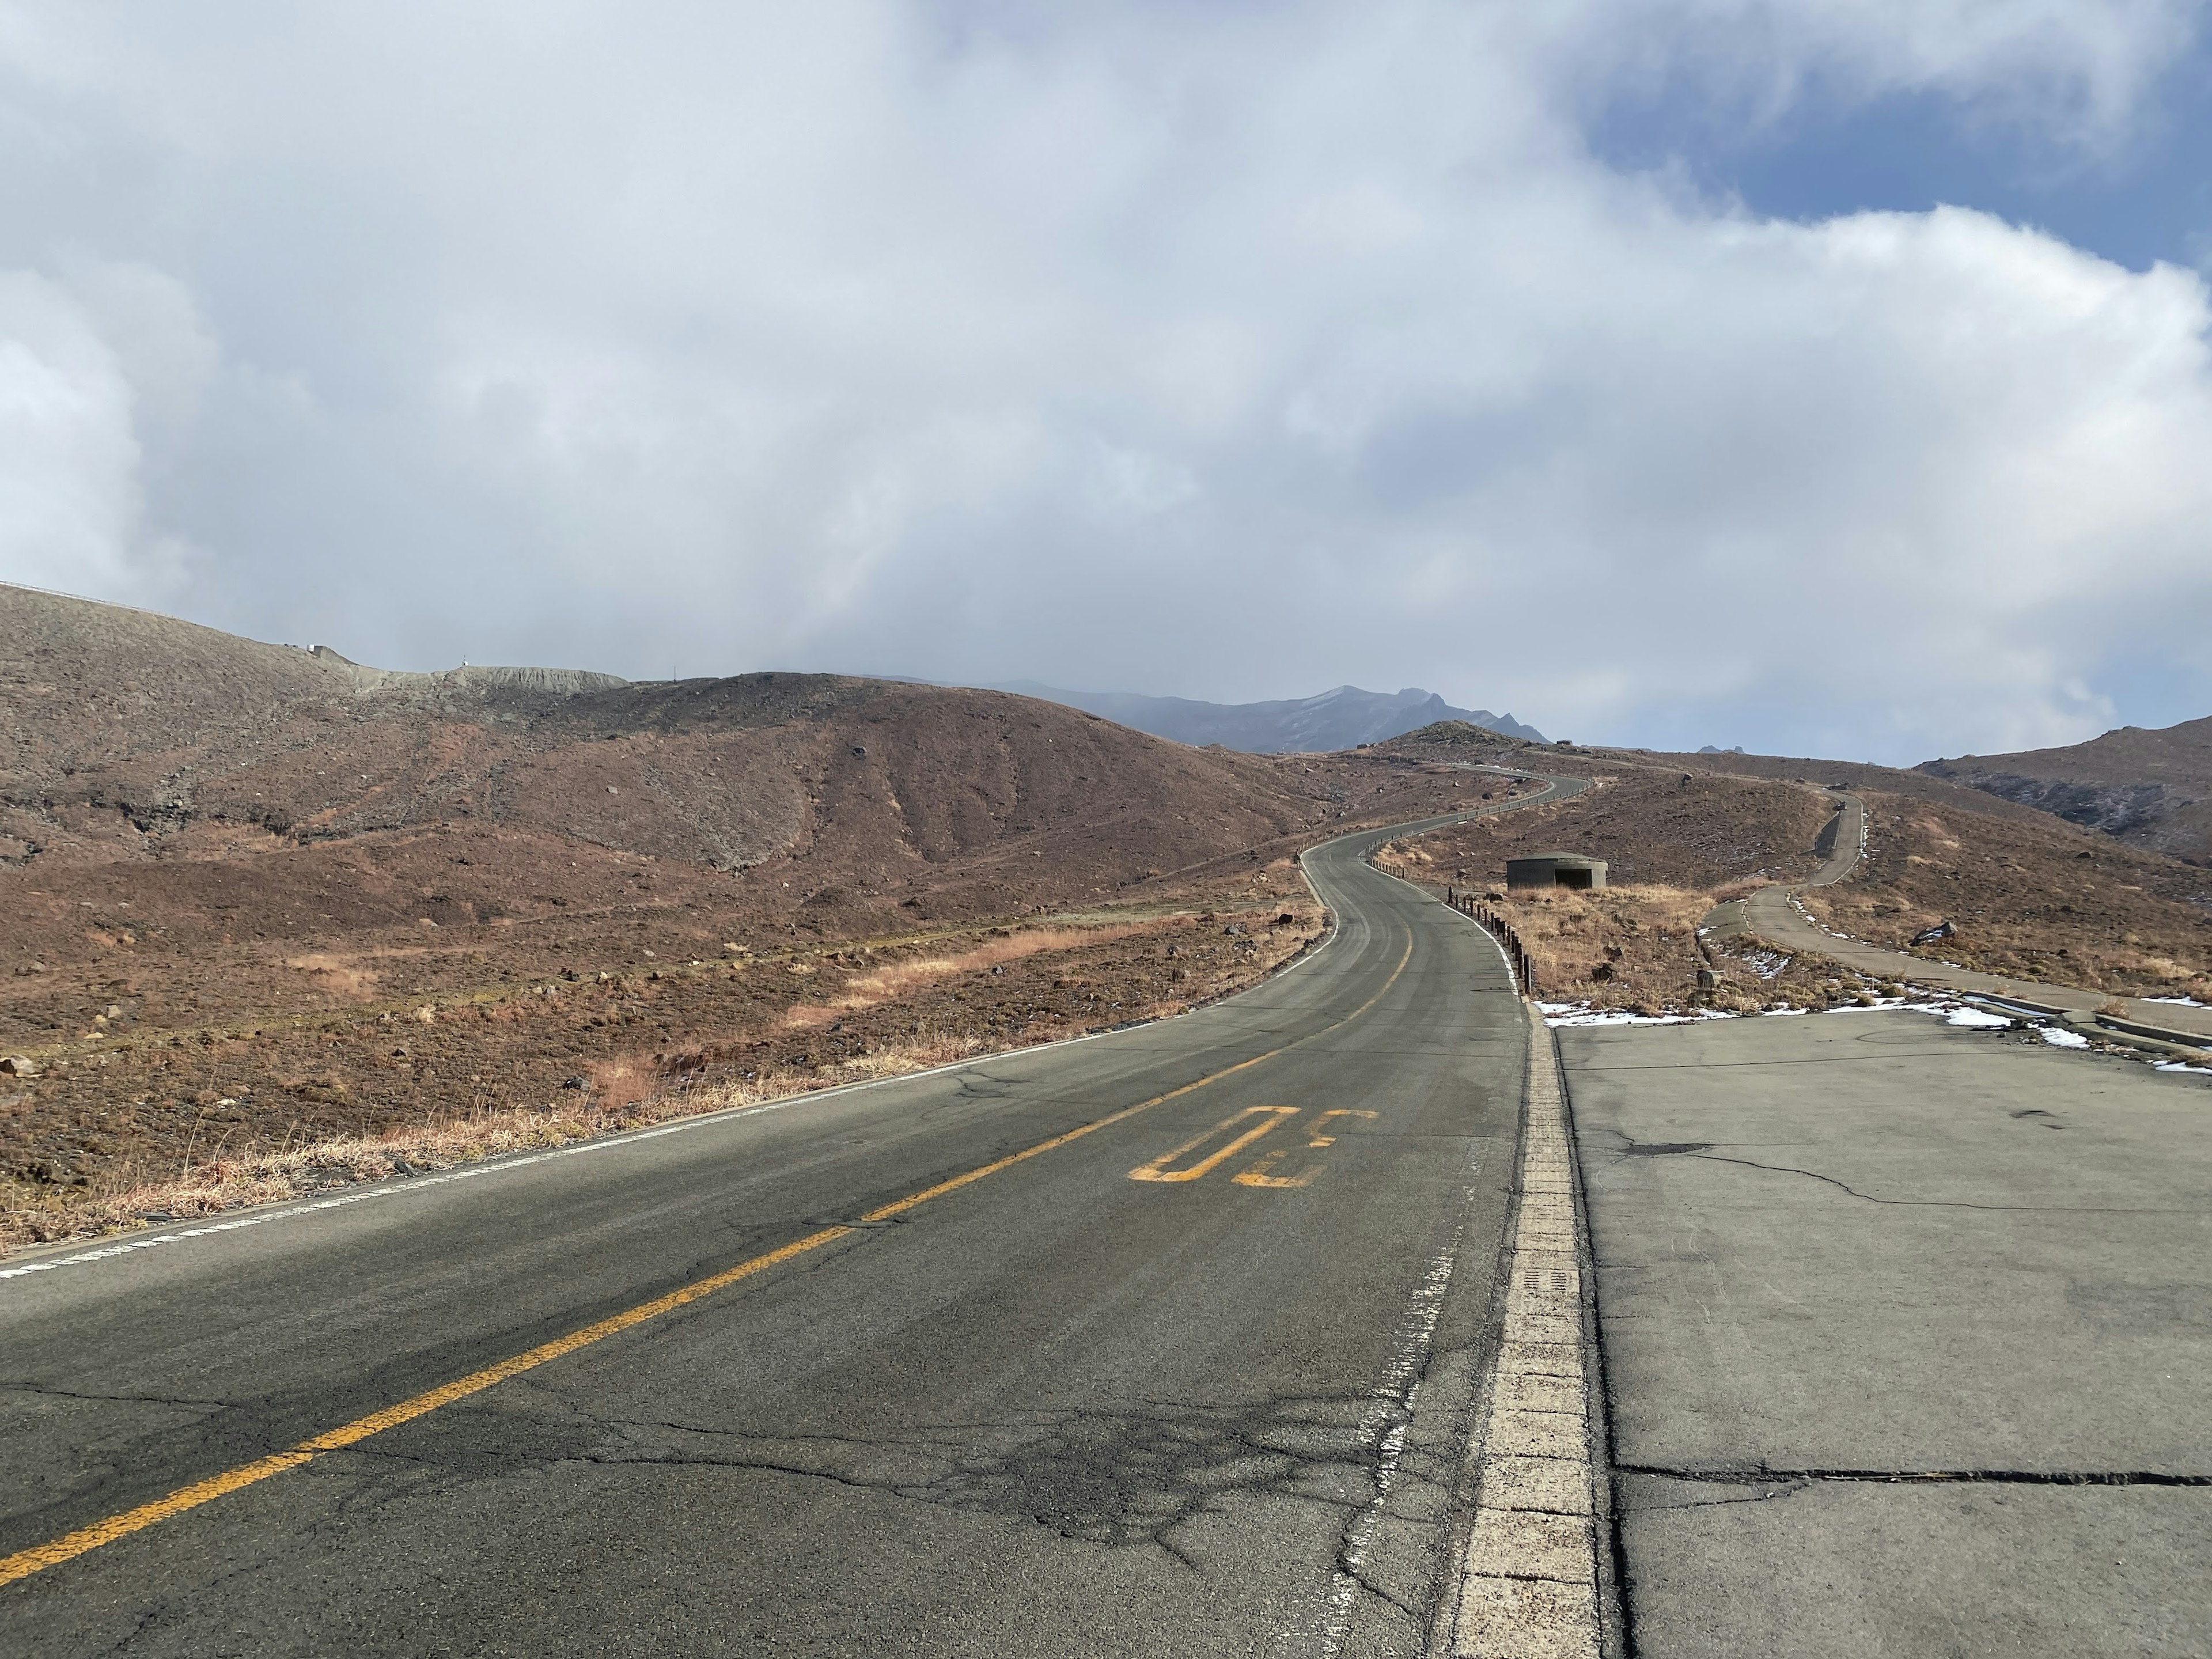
[1499, 885, 1711, 1012]
[782, 925, 1151, 1028]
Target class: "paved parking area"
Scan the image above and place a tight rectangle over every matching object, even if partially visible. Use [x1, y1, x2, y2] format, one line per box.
[1559, 1010, 2212, 1657]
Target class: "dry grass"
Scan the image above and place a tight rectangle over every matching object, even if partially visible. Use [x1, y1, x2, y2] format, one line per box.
[1495, 885, 1711, 1013]
[281, 953, 382, 999]
[2, 904, 1322, 1257]
[781, 924, 1150, 1029]
[0, 1021, 1039, 1254]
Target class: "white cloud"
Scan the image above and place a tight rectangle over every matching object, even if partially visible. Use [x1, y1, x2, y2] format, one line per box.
[0, 268, 179, 600]
[0, 1, 2207, 761]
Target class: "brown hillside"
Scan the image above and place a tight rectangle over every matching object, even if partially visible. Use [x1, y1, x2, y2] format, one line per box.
[2, 586, 1496, 1229]
[1575, 743, 2068, 826]
[1918, 716, 2212, 865]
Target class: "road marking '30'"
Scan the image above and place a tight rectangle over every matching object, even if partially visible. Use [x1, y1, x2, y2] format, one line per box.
[1127, 1106, 1377, 1188]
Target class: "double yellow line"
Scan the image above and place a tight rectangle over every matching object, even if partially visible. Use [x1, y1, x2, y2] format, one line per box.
[2, 929, 1416, 1591]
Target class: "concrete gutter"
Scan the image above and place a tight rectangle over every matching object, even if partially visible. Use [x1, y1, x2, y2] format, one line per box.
[1957, 993, 2212, 1063]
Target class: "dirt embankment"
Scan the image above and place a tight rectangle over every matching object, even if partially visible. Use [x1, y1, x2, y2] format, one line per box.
[1368, 760, 1849, 1012]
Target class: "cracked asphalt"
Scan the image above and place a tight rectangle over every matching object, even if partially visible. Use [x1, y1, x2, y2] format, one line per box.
[1564, 1010, 2212, 1656]
[1, 816, 1530, 1658]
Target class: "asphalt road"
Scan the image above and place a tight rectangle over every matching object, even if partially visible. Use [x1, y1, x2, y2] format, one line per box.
[1564, 1010, 2212, 1657]
[1, 793, 1580, 1659]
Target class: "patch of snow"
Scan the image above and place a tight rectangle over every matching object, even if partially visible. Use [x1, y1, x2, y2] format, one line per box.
[2142, 995, 2210, 1009]
[2155, 1060, 2212, 1074]
[1762, 1005, 1808, 1017]
[2040, 1027, 2091, 1048]
[1538, 1000, 1732, 1028]
[1945, 1006, 2014, 1028]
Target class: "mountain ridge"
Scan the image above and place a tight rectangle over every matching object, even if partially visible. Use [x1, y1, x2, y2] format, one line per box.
[1918, 714, 2212, 865]
[994, 681, 1544, 752]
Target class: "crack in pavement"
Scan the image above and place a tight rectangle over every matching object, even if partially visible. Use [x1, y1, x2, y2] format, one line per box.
[1603, 1134, 2184, 1213]
[1312, 1222, 1469, 1653]
[1618, 1463, 2212, 1488]
[296, 1393, 1414, 1575]
[2, 1380, 234, 1410]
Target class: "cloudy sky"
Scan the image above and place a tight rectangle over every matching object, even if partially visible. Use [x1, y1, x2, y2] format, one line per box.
[4, 1, 2211, 763]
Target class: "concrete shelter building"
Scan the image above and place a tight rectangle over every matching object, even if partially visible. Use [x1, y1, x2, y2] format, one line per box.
[1506, 853, 1608, 891]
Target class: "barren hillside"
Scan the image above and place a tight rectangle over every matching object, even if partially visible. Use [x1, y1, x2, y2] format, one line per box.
[1918, 717, 2212, 865]
[2, 587, 1496, 1238]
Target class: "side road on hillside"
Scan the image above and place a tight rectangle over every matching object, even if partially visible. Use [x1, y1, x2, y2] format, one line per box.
[1707, 790, 2212, 1055]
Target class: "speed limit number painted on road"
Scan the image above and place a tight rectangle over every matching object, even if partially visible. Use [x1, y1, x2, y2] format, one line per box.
[1128, 1106, 1378, 1189]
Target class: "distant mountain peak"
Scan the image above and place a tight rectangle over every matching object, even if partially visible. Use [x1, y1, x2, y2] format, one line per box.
[993, 682, 1545, 752]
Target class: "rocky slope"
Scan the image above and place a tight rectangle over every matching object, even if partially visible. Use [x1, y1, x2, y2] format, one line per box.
[1918, 717, 2212, 865]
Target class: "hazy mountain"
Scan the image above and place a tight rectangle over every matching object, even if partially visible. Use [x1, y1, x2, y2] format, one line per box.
[997, 683, 1545, 752]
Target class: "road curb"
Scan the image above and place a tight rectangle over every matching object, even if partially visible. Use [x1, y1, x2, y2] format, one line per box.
[1442, 1003, 1610, 1658]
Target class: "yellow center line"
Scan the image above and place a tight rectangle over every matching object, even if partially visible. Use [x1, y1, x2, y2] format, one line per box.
[1, 915, 1419, 1592]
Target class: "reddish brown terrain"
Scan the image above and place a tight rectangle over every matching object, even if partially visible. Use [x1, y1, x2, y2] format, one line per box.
[1584, 745, 2212, 996]
[1, 586, 1496, 1245]
[1376, 729, 1858, 1011]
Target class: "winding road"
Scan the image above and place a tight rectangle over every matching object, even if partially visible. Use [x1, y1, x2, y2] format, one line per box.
[1, 785, 1589, 1659]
